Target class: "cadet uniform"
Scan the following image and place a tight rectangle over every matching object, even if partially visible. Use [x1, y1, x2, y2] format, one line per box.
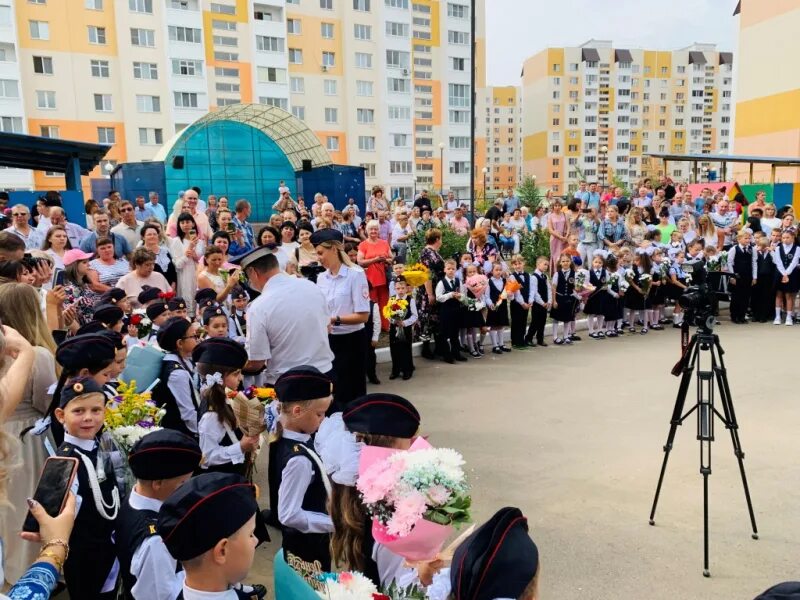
[152, 318, 199, 437]
[116, 429, 202, 600]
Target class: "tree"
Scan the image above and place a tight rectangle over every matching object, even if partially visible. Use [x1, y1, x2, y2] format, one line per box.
[516, 176, 542, 210]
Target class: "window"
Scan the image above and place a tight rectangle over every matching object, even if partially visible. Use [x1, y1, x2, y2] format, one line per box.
[320, 0, 333, 8]
[449, 136, 469, 149]
[447, 2, 467, 17]
[35, 89, 55, 108]
[386, 0, 408, 7]
[94, 93, 112, 111]
[287, 18, 301, 34]
[214, 51, 238, 61]
[217, 97, 240, 106]
[449, 109, 469, 124]
[386, 21, 408, 37]
[451, 57, 466, 71]
[39, 125, 58, 138]
[388, 77, 410, 93]
[213, 35, 237, 47]
[324, 107, 338, 123]
[390, 133, 408, 147]
[448, 83, 469, 107]
[86, 0, 103, 7]
[207, 1, 234, 12]
[133, 62, 158, 79]
[257, 66, 286, 83]
[0, 116, 23, 133]
[447, 30, 469, 45]
[323, 79, 337, 95]
[389, 161, 412, 174]
[131, 28, 156, 48]
[290, 77, 304, 93]
[0, 80, 19, 99]
[288, 48, 303, 64]
[355, 52, 372, 68]
[87, 59, 109, 79]
[169, 0, 190, 7]
[386, 50, 410, 69]
[136, 94, 160, 112]
[322, 51, 335, 67]
[388, 105, 410, 119]
[292, 106, 305, 120]
[212, 19, 236, 30]
[215, 66, 238, 77]
[353, 0, 370, 10]
[97, 126, 115, 144]
[174, 91, 199, 108]
[357, 108, 374, 123]
[139, 127, 163, 145]
[88, 26, 106, 44]
[29, 0, 46, 4]
[449, 161, 470, 174]
[32, 56, 53, 75]
[259, 97, 287, 109]
[169, 26, 201, 42]
[356, 80, 373, 96]
[353, 24, 370, 40]
[358, 136, 375, 151]
[326, 136, 340, 151]
[172, 59, 203, 76]
[29, 21, 49, 40]
[129, 0, 152, 12]
[216, 82, 240, 93]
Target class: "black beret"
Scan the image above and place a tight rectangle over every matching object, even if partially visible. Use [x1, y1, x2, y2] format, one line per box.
[310, 228, 343, 246]
[156, 317, 192, 352]
[754, 582, 800, 600]
[59, 376, 105, 409]
[194, 288, 218, 309]
[56, 333, 116, 370]
[157, 472, 259, 561]
[274, 366, 332, 403]
[229, 244, 276, 270]
[137, 285, 161, 305]
[230, 286, 248, 301]
[75, 321, 107, 336]
[129, 429, 202, 480]
[97, 330, 125, 350]
[146, 301, 169, 320]
[167, 297, 187, 311]
[450, 507, 539, 600]
[192, 337, 247, 369]
[93, 304, 124, 325]
[99, 288, 126, 305]
[343, 393, 420, 438]
[202, 305, 227, 325]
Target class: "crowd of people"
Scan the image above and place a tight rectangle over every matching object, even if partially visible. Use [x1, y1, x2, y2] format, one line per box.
[0, 176, 798, 599]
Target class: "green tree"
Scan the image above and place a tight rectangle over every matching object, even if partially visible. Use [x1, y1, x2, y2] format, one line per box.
[516, 176, 542, 210]
[406, 224, 469, 264]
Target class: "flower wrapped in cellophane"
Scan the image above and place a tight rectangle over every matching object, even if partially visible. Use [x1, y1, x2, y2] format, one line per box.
[401, 263, 430, 288]
[104, 380, 165, 452]
[226, 386, 274, 437]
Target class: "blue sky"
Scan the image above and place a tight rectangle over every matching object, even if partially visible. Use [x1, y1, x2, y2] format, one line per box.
[485, 0, 739, 85]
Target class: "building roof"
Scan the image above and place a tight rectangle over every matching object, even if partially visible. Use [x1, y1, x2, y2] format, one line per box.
[719, 51, 733, 65]
[614, 49, 633, 63]
[0, 132, 110, 174]
[688, 51, 707, 65]
[581, 48, 601, 62]
[154, 103, 332, 171]
[646, 152, 800, 167]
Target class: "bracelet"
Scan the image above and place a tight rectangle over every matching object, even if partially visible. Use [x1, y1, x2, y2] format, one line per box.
[41, 538, 70, 561]
[37, 549, 65, 572]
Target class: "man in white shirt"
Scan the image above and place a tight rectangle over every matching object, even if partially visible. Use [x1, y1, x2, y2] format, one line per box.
[235, 246, 333, 385]
[7, 204, 45, 249]
[311, 202, 335, 230]
[48, 207, 91, 248]
[111, 201, 144, 249]
[633, 187, 653, 208]
[147, 191, 167, 223]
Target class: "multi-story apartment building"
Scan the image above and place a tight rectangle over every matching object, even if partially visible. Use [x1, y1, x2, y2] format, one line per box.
[475, 85, 521, 199]
[733, 0, 800, 182]
[0, 0, 485, 202]
[521, 40, 734, 194]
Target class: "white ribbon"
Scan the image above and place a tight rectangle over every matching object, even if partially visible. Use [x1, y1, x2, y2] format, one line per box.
[200, 372, 224, 392]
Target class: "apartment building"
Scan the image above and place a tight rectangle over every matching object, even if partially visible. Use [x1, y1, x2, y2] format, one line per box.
[475, 85, 521, 198]
[0, 0, 484, 202]
[521, 40, 734, 194]
[733, 0, 800, 182]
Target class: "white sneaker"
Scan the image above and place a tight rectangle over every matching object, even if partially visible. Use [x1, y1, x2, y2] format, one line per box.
[774, 317, 783, 325]
[786, 316, 794, 326]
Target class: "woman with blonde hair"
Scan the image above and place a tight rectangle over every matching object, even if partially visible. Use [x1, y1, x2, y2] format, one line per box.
[626, 208, 647, 246]
[697, 215, 718, 248]
[0, 283, 59, 584]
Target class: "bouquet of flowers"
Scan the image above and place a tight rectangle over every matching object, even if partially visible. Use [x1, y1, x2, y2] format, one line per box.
[660, 261, 670, 280]
[383, 296, 410, 340]
[465, 274, 488, 297]
[226, 388, 268, 438]
[624, 269, 636, 282]
[608, 272, 620, 289]
[639, 273, 652, 295]
[494, 278, 522, 307]
[219, 268, 247, 284]
[685, 273, 693, 286]
[357, 442, 471, 561]
[459, 295, 478, 312]
[574, 270, 596, 300]
[315, 572, 384, 599]
[706, 251, 728, 272]
[129, 309, 152, 339]
[401, 263, 430, 288]
[618, 278, 630, 294]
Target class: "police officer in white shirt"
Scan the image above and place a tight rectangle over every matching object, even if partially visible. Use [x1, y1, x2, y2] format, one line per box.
[311, 228, 370, 412]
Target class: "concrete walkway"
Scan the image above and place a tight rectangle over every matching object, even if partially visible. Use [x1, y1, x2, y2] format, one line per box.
[251, 321, 800, 599]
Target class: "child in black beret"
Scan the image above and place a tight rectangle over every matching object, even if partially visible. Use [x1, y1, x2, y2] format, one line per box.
[203, 305, 230, 339]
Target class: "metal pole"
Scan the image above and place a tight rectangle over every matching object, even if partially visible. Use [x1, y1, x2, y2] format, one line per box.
[439, 146, 444, 202]
[469, 0, 477, 221]
[749, 162, 754, 184]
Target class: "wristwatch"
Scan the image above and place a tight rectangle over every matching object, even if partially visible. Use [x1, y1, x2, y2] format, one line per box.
[334, 316, 342, 327]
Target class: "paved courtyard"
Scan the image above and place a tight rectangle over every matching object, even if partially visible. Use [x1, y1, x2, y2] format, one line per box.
[251, 323, 800, 600]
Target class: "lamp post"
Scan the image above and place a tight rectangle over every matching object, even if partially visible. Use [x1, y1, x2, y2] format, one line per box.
[482, 166, 489, 209]
[438, 141, 445, 203]
[701, 166, 709, 182]
[600, 145, 608, 188]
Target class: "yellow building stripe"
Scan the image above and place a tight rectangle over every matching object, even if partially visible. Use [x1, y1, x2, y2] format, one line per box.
[735, 88, 800, 137]
[523, 132, 547, 161]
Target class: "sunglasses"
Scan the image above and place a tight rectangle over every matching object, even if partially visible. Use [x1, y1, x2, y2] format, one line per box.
[120, 207, 133, 213]
[12, 213, 28, 217]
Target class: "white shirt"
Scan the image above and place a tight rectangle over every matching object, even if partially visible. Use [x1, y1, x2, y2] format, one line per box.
[198, 412, 245, 468]
[247, 273, 333, 384]
[316, 265, 370, 335]
[127, 491, 184, 600]
[112, 221, 144, 250]
[164, 353, 198, 434]
[7, 225, 45, 250]
[182, 584, 237, 600]
[277, 430, 335, 534]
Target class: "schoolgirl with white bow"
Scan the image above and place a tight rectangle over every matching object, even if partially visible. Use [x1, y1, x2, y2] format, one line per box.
[194, 338, 260, 478]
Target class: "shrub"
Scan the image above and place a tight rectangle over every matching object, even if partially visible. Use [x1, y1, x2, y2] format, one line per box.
[519, 228, 551, 267]
[406, 224, 469, 265]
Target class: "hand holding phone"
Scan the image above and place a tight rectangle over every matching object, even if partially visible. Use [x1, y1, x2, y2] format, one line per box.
[22, 456, 79, 534]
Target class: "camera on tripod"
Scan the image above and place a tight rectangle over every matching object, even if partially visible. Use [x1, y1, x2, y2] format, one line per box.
[679, 260, 716, 333]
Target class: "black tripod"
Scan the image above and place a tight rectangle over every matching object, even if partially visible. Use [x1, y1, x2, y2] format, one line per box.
[648, 329, 758, 577]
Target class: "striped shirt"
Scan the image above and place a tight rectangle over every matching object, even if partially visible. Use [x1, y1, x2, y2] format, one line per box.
[89, 258, 131, 287]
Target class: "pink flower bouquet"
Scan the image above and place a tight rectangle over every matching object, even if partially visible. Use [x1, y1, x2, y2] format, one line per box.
[465, 274, 488, 297]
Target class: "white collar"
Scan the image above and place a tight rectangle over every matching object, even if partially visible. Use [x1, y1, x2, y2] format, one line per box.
[128, 489, 163, 512]
[182, 584, 237, 599]
[63, 433, 96, 452]
[282, 429, 311, 443]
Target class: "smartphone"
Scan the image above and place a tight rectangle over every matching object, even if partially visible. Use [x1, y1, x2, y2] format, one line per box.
[52, 268, 65, 288]
[188, 230, 197, 242]
[227, 223, 236, 234]
[22, 456, 79, 533]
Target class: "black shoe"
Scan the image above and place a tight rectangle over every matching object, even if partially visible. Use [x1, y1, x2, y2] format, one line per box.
[470, 350, 481, 358]
[389, 373, 400, 380]
[525, 340, 537, 347]
[500, 345, 512, 352]
[234, 583, 268, 600]
[444, 357, 455, 364]
[477, 345, 485, 355]
[673, 323, 683, 329]
[492, 346, 503, 354]
[553, 338, 564, 345]
[564, 337, 573, 345]
[368, 376, 381, 384]
[537, 341, 548, 347]
[421, 342, 436, 360]
[455, 354, 468, 362]
[569, 334, 581, 341]
[402, 373, 412, 380]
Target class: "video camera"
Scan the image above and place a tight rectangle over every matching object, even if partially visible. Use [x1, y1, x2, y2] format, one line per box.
[678, 259, 716, 333]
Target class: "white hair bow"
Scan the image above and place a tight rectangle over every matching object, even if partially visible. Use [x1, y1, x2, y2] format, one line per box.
[314, 413, 362, 487]
[200, 372, 224, 392]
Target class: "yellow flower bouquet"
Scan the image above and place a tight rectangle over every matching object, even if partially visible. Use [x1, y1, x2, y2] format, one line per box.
[402, 263, 430, 288]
